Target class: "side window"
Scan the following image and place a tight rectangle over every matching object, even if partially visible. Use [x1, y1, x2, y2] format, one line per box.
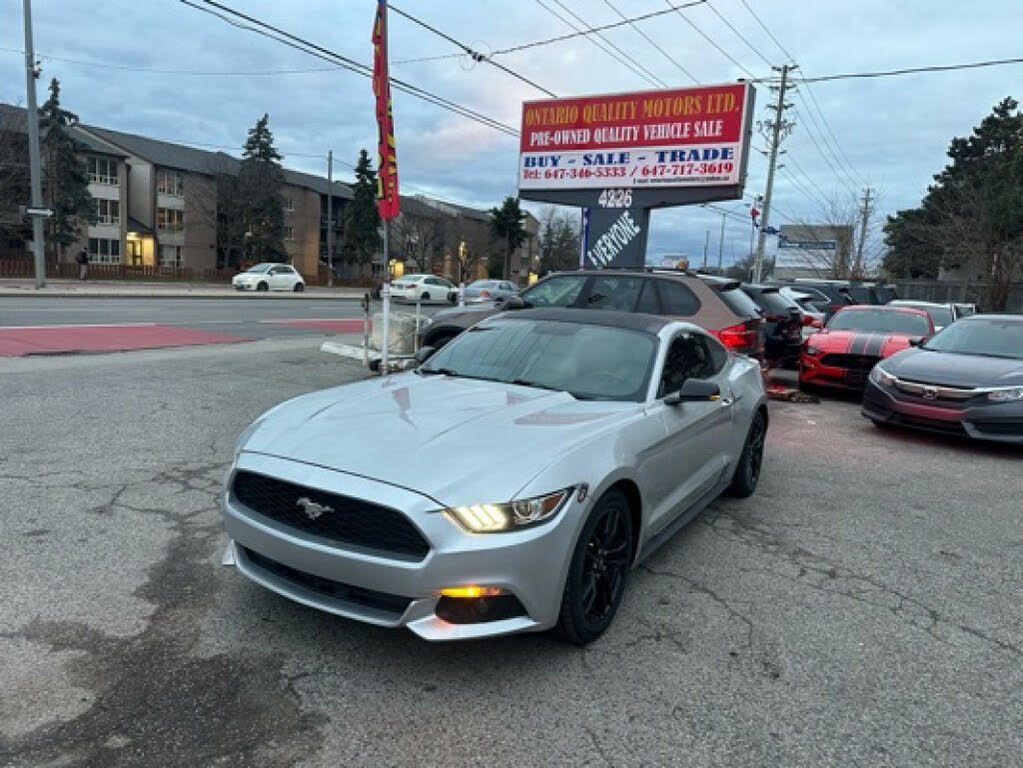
[657, 334, 722, 398]
[656, 280, 700, 316]
[278, 266, 294, 274]
[522, 275, 586, 307]
[636, 281, 659, 314]
[582, 276, 644, 312]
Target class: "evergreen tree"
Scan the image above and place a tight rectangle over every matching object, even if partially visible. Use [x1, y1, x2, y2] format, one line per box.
[39, 79, 96, 262]
[342, 149, 382, 270]
[489, 196, 526, 280]
[237, 114, 286, 262]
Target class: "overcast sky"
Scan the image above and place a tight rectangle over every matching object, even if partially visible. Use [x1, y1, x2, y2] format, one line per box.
[2, 0, 1020, 268]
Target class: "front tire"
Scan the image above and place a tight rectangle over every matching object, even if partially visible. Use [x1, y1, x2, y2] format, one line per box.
[293, 282, 305, 292]
[554, 489, 633, 645]
[257, 281, 269, 292]
[420, 291, 431, 303]
[726, 410, 766, 498]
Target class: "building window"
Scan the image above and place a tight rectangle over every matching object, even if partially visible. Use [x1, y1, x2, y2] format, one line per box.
[87, 157, 118, 185]
[156, 169, 183, 196]
[158, 245, 182, 267]
[284, 197, 294, 212]
[96, 199, 120, 225]
[285, 226, 295, 240]
[157, 207, 184, 232]
[87, 237, 121, 263]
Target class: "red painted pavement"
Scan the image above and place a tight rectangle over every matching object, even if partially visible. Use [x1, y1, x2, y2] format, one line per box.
[0, 324, 249, 357]
[264, 318, 369, 333]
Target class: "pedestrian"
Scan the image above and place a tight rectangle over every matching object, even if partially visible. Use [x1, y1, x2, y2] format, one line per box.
[77, 248, 89, 280]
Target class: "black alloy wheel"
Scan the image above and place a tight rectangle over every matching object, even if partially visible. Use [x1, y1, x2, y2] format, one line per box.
[727, 410, 766, 498]
[257, 281, 269, 292]
[555, 489, 633, 645]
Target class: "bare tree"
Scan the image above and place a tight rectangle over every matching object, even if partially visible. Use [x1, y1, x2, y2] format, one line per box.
[392, 208, 444, 273]
[0, 106, 31, 256]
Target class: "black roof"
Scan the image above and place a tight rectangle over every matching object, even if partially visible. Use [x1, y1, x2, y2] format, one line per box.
[486, 307, 672, 334]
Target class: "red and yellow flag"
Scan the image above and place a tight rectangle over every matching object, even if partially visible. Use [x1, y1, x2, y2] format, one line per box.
[372, 0, 399, 220]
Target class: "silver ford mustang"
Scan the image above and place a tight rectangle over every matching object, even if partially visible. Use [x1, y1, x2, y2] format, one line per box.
[222, 308, 768, 644]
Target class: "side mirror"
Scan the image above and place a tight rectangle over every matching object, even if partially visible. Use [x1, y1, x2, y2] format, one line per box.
[502, 296, 527, 310]
[802, 314, 815, 326]
[414, 346, 437, 365]
[665, 378, 721, 406]
[810, 319, 823, 330]
[908, 336, 926, 347]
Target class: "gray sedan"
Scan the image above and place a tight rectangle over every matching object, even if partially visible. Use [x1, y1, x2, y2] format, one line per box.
[462, 279, 519, 303]
[222, 309, 768, 644]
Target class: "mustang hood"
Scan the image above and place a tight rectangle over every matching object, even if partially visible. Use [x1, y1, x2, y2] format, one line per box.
[810, 329, 914, 358]
[883, 348, 1023, 388]
[241, 373, 635, 506]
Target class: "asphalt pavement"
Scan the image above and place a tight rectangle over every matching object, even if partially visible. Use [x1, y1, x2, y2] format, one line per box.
[1, 340, 1020, 767]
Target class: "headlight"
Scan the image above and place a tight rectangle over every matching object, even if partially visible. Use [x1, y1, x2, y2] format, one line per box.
[804, 345, 821, 356]
[869, 365, 897, 387]
[987, 386, 1023, 403]
[445, 488, 573, 533]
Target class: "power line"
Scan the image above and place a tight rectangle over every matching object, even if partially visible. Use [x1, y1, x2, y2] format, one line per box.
[603, 0, 699, 84]
[792, 55, 1023, 83]
[183, 0, 519, 137]
[703, 0, 772, 68]
[664, 0, 758, 81]
[550, 0, 667, 87]
[387, 4, 557, 97]
[784, 152, 834, 205]
[492, 0, 707, 56]
[736, 0, 864, 188]
[534, 0, 663, 87]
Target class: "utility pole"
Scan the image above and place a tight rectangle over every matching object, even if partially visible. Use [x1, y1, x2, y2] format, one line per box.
[702, 229, 709, 269]
[326, 149, 334, 288]
[753, 63, 797, 283]
[853, 187, 872, 279]
[23, 0, 45, 288]
[717, 211, 725, 272]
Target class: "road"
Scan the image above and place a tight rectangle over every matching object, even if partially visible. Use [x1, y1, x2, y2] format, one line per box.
[0, 296, 448, 339]
[1, 342, 1021, 767]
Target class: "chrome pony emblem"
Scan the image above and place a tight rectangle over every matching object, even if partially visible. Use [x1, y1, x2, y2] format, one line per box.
[922, 386, 938, 400]
[296, 496, 333, 520]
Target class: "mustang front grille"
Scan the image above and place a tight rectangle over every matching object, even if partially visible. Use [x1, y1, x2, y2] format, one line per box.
[820, 353, 880, 370]
[232, 470, 430, 560]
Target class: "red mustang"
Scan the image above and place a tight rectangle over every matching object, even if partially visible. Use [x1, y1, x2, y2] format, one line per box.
[799, 305, 935, 389]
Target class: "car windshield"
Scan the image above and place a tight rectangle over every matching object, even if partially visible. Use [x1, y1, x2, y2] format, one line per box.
[245, 264, 270, 273]
[923, 318, 1023, 359]
[828, 308, 931, 335]
[420, 317, 657, 401]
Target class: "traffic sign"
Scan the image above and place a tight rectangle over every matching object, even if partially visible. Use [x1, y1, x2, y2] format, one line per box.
[24, 207, 54, 217]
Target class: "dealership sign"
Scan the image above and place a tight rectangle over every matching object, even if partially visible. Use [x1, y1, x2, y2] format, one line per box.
[518, 83, 754, 208]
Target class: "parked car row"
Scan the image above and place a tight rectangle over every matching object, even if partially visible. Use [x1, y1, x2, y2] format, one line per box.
[799, 306, 1023, 445]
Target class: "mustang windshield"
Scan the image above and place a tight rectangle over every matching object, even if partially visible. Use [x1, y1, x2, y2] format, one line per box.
[828, 309, 930, 335]
[420, 317, 658, 401]
[923, 318, 1023, 359]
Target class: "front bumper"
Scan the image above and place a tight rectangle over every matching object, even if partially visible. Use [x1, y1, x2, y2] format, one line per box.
[221, 453, 584, 640]
[861, 380, 1023, 444]
[799, 354, 871, 389]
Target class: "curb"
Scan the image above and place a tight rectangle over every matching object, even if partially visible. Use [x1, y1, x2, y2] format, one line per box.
[0, 288, 368, 301]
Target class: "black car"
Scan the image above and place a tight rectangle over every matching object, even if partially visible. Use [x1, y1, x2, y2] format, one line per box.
[861, 314, 1023, 444]
[776, 280, 898, 320]
[740, 283, 804, 367]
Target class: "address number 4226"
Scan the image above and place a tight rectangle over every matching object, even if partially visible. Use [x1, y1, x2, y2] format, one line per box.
[597, 188, 632, 208]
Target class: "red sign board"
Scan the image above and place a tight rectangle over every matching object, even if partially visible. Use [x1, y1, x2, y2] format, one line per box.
[518, 83, 752, 192]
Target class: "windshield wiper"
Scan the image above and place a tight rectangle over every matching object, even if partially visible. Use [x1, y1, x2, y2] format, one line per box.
[418, 367, 461, 376]
[510, 378, 562, 393]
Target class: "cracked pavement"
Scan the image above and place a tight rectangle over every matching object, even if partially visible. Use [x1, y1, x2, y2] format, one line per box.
[1, 339, 1021, 767]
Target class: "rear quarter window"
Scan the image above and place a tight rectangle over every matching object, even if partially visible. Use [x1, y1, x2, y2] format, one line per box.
[716, 287, 761, 319]
[748, 289, 794, 315]
[656, 280, 701, 316]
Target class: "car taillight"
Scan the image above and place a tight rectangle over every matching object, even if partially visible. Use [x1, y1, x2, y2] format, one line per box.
[714, 321, 761, 355]
[480, 290, 490, 297]
[407, 283, 417, 289]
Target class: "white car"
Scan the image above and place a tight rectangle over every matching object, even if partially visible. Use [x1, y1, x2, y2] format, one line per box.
[232, 263, 305, 292]
[390, 274, 457, 304]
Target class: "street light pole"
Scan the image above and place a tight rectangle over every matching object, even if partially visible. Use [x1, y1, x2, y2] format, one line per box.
[753, 63, 796, 283]
[23, 0, 45, 288]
